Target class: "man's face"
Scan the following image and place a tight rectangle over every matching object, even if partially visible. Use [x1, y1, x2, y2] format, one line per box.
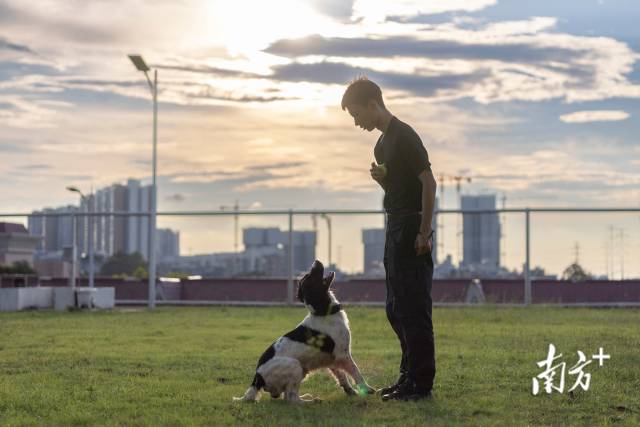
[346, 102, 377, 132]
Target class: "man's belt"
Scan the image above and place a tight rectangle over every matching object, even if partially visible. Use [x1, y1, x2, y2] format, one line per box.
[385, 211, 422, 218]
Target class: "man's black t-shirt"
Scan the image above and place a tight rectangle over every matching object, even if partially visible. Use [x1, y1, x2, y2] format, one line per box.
[374, 116, 431, 214]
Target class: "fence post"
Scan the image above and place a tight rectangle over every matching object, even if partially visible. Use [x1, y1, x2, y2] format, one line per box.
[524, 208, 531, 306]
[287, 210, 294, 305]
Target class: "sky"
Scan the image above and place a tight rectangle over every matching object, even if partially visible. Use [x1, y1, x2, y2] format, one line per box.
[1, 0, 639, 276]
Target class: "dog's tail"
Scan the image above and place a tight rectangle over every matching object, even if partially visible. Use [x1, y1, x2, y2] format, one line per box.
[232, 373, 264, 402]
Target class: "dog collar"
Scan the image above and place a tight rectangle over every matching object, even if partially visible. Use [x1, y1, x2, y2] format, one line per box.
[309, 303, 342, 316]
[326, 303, 342, 316]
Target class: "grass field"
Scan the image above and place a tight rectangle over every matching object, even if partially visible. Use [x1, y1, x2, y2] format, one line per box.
[0, 306, 639, 426]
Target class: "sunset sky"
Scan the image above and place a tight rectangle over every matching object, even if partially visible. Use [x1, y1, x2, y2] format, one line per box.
[1, 0, 639, 275]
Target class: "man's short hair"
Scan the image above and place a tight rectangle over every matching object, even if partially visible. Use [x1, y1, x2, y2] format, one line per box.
[341, 76, 385, 110]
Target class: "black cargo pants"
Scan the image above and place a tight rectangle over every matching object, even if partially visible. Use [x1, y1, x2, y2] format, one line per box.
[384, 213, 435, 391]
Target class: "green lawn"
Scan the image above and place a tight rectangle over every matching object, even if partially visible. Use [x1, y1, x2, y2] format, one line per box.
[0, 306, 638, 426]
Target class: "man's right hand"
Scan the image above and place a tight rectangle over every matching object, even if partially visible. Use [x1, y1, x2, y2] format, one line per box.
[370, 162, 387, 184]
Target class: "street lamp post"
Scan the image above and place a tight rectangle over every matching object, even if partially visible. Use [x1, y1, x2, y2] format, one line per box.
[70, 212, 77, 289]
[67, 186, 94, 288]
[128, 54, 158, 309]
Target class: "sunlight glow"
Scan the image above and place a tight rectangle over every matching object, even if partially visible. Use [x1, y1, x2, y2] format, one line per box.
[208, 0, 334, 56]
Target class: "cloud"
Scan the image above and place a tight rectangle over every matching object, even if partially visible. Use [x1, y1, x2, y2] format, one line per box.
[352, 0, 497, 23]
[61, 174, 93, 181]
[169, 171, 298, 188]
[309, 0, 355, 20]
[60, 79, 140, 88]
[0, 141, 31, 153]
[165, 161, 310, 189]
[154, 64, 258, 78]
[0, 2, 118, 45]
[559, 110, 630, 123]
[0, 95, 69, 128]
[0, 61, 62, 81]
[263, 19, 640, 104]
[165, 193, 186, 202]
[0, 36, 33, 53]
[246, 161, 308, 171]
[270, 60, 489, 95]
[185, 91, 296, 103]
[20, 163, 51, 170]
[266, 34, 581, 64]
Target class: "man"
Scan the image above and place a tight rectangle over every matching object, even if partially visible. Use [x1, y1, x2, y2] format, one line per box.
[342, 77, 437, 401]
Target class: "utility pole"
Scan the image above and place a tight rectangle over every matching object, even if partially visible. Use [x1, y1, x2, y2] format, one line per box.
[128, 54, 158, 309]
[604, 234, 609, 279]
[609, 225, 615, 279]
[619, 228, 625, 280]
[437, 174, 446, 258]
[500, 192, 507, 267]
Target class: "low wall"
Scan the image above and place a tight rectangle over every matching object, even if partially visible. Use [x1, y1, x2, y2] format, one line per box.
[13, 277, 640, 305]
[0, 286, 115, 311]
[181, 279, 287, 302]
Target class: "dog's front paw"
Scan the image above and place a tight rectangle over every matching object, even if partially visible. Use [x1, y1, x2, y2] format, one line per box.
[343, 386, 358, 396]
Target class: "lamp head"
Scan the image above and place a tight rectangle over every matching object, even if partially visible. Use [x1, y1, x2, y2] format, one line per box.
[128, 54, 150, 72]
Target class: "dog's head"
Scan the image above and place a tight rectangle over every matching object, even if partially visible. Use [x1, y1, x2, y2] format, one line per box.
[297, 260, 338, 315]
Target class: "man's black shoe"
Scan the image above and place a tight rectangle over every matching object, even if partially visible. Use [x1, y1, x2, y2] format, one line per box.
[381, 380, 432, 402]
[378, 375, 408, 396]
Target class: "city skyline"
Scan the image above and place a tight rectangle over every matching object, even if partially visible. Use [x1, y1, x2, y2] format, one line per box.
[1, 0, 639, 276]
[20, 178, 635, 279]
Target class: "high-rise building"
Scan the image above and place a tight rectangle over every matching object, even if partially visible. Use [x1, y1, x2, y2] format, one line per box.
[242, 227, 316, 276]
[112, 183, 128, 256]
[461, 195, 500, 269]
[292, 231, 316, 273]
[362, 228, 385, 275]
[156, 228, 180, 261]
[28, 179, 177, 263]
[0, 222, 41, 267]
[125, 179, 151, 259]
[92, 183, 127, 257]
[94, 185, 113, 256]
[28, 205, 79, 253]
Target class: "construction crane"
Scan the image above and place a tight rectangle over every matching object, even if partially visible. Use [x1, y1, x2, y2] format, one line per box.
[220, 200, 241, 255]
[220, 199, 269, 255]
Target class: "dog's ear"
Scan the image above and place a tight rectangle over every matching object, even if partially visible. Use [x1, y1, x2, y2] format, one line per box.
[324, 271, 335, 289]
[297, 273, 309, 302]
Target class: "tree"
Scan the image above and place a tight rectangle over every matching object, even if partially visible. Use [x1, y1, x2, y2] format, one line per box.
[99, 251, 147, 278]
[0, 261, 37, 275]
[562, 262, 591, 283]
[132, 266, 148, 279]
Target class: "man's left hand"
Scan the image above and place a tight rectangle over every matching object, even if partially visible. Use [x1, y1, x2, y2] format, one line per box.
[415, 232, 432, 255]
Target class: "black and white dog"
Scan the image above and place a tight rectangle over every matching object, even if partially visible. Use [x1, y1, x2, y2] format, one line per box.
[234, 260, 376, 402]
